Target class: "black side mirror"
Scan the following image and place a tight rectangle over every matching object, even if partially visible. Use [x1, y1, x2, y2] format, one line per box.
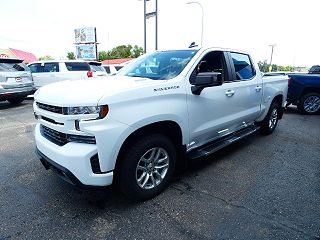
[191, 72, 222, 95]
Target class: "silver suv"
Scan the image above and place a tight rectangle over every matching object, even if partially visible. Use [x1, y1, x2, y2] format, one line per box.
[0, 58, 34, 104]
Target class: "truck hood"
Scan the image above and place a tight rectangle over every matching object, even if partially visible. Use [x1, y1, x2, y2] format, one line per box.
[34, 76, 166, 106]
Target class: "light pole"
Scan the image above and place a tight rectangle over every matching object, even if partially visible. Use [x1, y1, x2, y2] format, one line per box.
[143, 0, 158, 53]
[269, 44, 276, 72]
[187, 1, 204, 47]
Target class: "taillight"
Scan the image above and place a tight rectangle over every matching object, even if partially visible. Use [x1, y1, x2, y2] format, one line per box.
[288, 77, 292, 86]
[87, 70, 93, 78]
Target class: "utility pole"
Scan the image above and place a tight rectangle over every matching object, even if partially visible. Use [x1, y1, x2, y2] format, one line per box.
[269, 44, 276, 72]
[187, 1, 204, 47]
[143, 0, 158, 53]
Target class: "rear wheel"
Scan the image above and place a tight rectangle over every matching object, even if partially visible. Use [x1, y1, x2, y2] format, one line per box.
[116, 134, 176, 201]
[7, 97, 25, 104]
[259, 102, 279, 135]
[298, 93, 320, 114]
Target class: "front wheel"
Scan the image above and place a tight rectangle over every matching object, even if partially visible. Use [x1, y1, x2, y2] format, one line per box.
[297, 93, 320, 114]
[116, 134, 177, 201]
[259, 102, 279, 135]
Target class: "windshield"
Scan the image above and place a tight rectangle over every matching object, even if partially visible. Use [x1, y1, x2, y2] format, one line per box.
[118, 50, 198, 80]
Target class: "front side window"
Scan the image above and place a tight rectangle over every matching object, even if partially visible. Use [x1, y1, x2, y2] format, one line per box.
[28, 63, 39, 73]
[230, 52, 255, 80]
[118, 50, 198, 80]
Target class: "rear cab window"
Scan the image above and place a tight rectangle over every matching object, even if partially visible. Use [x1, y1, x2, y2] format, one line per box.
[230, 52, 255, 81]
[65, 62, 90, 71]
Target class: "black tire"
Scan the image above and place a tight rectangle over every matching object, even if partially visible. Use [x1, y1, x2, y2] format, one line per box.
[116, 134, 177, 201]
[297, 92, 320, 114]
[259, 102, 280, 135]
[7, 97, 25, 104]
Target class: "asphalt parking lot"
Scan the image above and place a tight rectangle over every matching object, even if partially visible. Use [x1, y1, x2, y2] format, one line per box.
[0, 99, 319, 240]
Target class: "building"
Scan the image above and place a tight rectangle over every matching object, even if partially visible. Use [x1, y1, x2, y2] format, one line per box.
[0, 48, 37, 63]
[101, 58, 133, 65]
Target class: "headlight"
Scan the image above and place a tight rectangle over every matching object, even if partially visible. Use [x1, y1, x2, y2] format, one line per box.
[66, 105, 109, 118]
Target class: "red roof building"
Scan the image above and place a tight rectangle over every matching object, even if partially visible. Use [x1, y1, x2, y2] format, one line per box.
[9, 48, 37, 63]
[101, 58, 134, 65]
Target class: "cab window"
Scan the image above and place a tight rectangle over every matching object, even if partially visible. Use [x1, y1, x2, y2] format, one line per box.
[230, 52, 255, 80]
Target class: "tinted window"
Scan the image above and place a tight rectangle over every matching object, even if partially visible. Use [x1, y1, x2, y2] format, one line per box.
[28, 63, 38, 73]
[0, 61, 29, 72]
[103, 66, 110, 74]
[230, 52, 255, 80]
[65, 62, 90, 71]
[115, 66, 123, 71]
[42, 63, 59, 72]
[29, 63, 59, 73]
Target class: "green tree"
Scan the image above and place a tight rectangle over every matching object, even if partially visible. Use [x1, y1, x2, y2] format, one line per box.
[67, 52, 76, 60]
[258, 60, 269, 72]
[131, 45, 144, 58]
[38, 55, 54, 60]
[98, 51, 109, 61]
[109, 44, 132, 59]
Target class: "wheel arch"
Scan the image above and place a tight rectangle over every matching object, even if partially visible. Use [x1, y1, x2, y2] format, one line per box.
[300, 87, 320, 99]
[114, 120, 185, 172]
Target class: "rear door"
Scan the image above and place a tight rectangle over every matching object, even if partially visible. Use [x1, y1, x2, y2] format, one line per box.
[224, 52, 262, 127]
[29, 62, 60, 88]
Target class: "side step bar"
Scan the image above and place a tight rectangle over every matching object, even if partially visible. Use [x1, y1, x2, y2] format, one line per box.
[188, 125, 260, 159]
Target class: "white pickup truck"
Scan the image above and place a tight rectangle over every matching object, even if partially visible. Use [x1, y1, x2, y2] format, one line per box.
[33, 47, 288, 200]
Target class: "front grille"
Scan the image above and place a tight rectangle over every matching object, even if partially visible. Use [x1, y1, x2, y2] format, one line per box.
[40, 125, 96, 146]
[36, 102, 64, 114]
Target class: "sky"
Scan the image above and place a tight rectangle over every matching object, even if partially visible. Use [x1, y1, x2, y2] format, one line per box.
[1, 0, 319, 67]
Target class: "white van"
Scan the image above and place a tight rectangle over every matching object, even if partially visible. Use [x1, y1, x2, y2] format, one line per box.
[28, 60, 106, 89]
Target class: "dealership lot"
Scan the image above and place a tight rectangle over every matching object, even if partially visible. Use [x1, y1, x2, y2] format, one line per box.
[0, 100, 319, 239]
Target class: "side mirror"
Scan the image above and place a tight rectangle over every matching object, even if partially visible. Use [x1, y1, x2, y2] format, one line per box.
[191, 72, 222, 95]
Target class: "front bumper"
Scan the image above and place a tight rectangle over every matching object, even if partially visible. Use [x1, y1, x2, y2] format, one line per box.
[35, 124, 113, 186]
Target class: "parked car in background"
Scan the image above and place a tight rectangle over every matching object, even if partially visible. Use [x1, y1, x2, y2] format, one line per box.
[263, 71, 299, 77]
[308, 65, 320, 74]
[287, 73, 320, 114]
[102, 65, 123, 75]
[28, 60, 94, 89]
[88, 61, 107, 77]
[0, 58, 34, 104]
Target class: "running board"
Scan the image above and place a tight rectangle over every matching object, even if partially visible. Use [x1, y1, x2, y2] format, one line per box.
[188, 125, 260, 159]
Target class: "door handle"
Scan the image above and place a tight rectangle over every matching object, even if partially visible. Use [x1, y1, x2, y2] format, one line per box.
[255, 86, 262, 92]
[225, 90, 235, 97]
